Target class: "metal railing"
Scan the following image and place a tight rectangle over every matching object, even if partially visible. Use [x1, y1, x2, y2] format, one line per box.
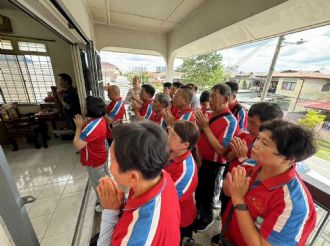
[302, 174, 330, 245]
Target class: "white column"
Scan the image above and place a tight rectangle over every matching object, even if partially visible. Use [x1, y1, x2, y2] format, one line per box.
[165, 53, 175, 82]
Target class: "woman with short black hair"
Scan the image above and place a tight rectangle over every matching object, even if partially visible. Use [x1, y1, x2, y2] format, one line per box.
[73, 96, 108, 212]
[221, 120, 317, 246]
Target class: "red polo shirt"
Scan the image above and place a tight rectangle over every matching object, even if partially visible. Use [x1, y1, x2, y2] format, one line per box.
[106, 98, 125, 139]
[228, 129, 256, 173]
[222, 165, 316, 246]
[149, 112, 167, 129]
[80, 117, 107, 167]
[164, 151, 198, 227]
[197, 108, 238, 163]
[171, 105, 179, 116]
[140, 99, 153, 119]
[111, 171, 180, 246]
[175, 107, 196, 123]
[229, 100, 247, 130]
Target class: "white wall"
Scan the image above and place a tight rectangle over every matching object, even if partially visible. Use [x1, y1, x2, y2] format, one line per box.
[0, 9, 76, 87]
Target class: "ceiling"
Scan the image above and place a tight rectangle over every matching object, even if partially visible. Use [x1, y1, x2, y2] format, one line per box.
[84, 0, 205, 33]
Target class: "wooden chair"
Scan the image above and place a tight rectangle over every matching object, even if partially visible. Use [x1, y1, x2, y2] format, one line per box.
[0, 103, 41, 151]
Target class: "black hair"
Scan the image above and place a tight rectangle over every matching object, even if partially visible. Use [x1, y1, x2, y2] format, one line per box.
[155, 93, 170, 108]
[173, 82, 183, 89]
[86, 96, 106, 118]
[211, 83, 231, 98]
[178, 85, 194, 104]
[200, 91, 210, 103]
[259, 120, 316, 162]
[58, 73, 72, 86]
[163, 82, 172, 88]
[142, 84, 156, 98]
[173, 121, 201, 168]
[186, 83, 198, 92]
[112, 122, 168, 180]
[225, 81, 239, 94]
[248, 102, 283, 122]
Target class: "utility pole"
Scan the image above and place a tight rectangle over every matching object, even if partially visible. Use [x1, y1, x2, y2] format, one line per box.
[260, 35, 285, 102]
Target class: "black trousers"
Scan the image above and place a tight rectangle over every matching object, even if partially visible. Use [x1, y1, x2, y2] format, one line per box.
[195, 159, 221, 223]
[220, 164, 231, 216]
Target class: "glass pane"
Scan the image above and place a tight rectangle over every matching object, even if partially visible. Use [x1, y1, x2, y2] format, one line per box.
[0, 216, 14, 246]
[0, 39, 13, 50]
[18, 42, 46, 53]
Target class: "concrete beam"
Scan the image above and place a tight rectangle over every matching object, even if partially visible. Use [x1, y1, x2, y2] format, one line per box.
[168, 0, 288, 55]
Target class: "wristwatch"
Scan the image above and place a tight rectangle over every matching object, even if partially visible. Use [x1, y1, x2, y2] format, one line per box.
[234, 204, 248, 211]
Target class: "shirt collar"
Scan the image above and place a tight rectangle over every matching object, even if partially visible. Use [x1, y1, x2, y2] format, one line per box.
[124, 171, 167, 210]
[111, 97, 122, 104]
[229, 100, 238, 110]
[251, 164, 297, 191]
[172, 151, 192, 163]
[143, 99, 153, 105]
[179, 107, 193, 115]
[213, 107, 230, 116]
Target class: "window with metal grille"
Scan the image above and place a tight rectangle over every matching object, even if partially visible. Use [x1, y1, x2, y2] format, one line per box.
[0, 39, 13, 50]
[321, 82, 330, 92]
[281, 81, 296, 91]
[18, 41, 47, 53]
[0, 53, 55, 104]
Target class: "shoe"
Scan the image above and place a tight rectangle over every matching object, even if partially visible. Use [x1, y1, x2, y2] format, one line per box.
[95, 204, 103, 213]
[195, 218, 214, 232]
[213, 199, 221, 209]
[211, 233, 221, 245]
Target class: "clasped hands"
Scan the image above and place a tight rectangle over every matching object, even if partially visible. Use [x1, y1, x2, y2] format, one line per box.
[226, 166, 251, 204]
[97, 176, 125, 210]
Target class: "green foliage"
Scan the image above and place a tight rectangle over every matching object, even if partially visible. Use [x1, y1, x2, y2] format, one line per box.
[298, 110, 326, 129]
[178, 52, 229, 89]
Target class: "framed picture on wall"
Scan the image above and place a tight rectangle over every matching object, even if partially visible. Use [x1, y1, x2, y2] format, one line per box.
[0, 14, 13, 33]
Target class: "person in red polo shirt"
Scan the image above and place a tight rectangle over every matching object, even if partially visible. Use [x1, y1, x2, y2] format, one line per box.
[96, 122, 180, 246]
[132, 84, 155, 121]
[225, 81, 247, 130]
[200, 90, 210, 114]
[195, 83, 238, 231]
[170, 82, 183, 117]
[104, 85, 125, 145]
[163, 85, 196, 126]
[165, 121, 199, 244]
[214, 102, 284, 216]
[73, 96, 107, 212]
[149, 93, 170, 129]
[220, 120, 317, 246]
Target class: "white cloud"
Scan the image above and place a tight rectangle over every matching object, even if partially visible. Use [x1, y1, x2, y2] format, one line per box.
[220, 25, 330, 72]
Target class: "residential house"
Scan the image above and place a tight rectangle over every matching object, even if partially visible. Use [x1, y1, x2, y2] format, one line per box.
[255, 71, 330, 112]
[101, 62, 120, 84]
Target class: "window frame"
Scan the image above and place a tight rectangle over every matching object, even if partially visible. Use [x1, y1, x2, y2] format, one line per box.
[281, 81, 296, 91]
[321, 82, 330, 92]
[0, 38, 55, 105]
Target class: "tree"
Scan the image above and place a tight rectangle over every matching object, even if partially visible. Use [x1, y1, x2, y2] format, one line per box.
[178, 52, 230, 89]
[298, 110, 326, 129]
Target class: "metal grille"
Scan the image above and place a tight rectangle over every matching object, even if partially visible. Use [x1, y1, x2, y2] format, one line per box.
[18, 41, 46, 53]
[0, 54, 55, 104]
[0, 39, 13, 50]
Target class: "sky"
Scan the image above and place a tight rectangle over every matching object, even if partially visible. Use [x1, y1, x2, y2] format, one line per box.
[100, 24, 330, 73]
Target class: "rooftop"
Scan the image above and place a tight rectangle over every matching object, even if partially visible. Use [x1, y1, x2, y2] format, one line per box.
[255, 71, 330, 80]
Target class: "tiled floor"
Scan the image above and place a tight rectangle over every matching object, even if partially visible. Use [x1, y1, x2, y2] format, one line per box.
[0, 139, 94, 246]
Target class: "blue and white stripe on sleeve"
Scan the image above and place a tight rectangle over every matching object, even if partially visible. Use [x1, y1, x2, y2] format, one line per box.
[221, 115, 237, 148]
[174, 154, 196, 199]
[109, 100, 123, 120]
[80, 118, 102, 141]
[145, 104, 153, 120]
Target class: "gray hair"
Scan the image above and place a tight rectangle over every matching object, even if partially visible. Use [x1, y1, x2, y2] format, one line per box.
[155, 93, 170, 107]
